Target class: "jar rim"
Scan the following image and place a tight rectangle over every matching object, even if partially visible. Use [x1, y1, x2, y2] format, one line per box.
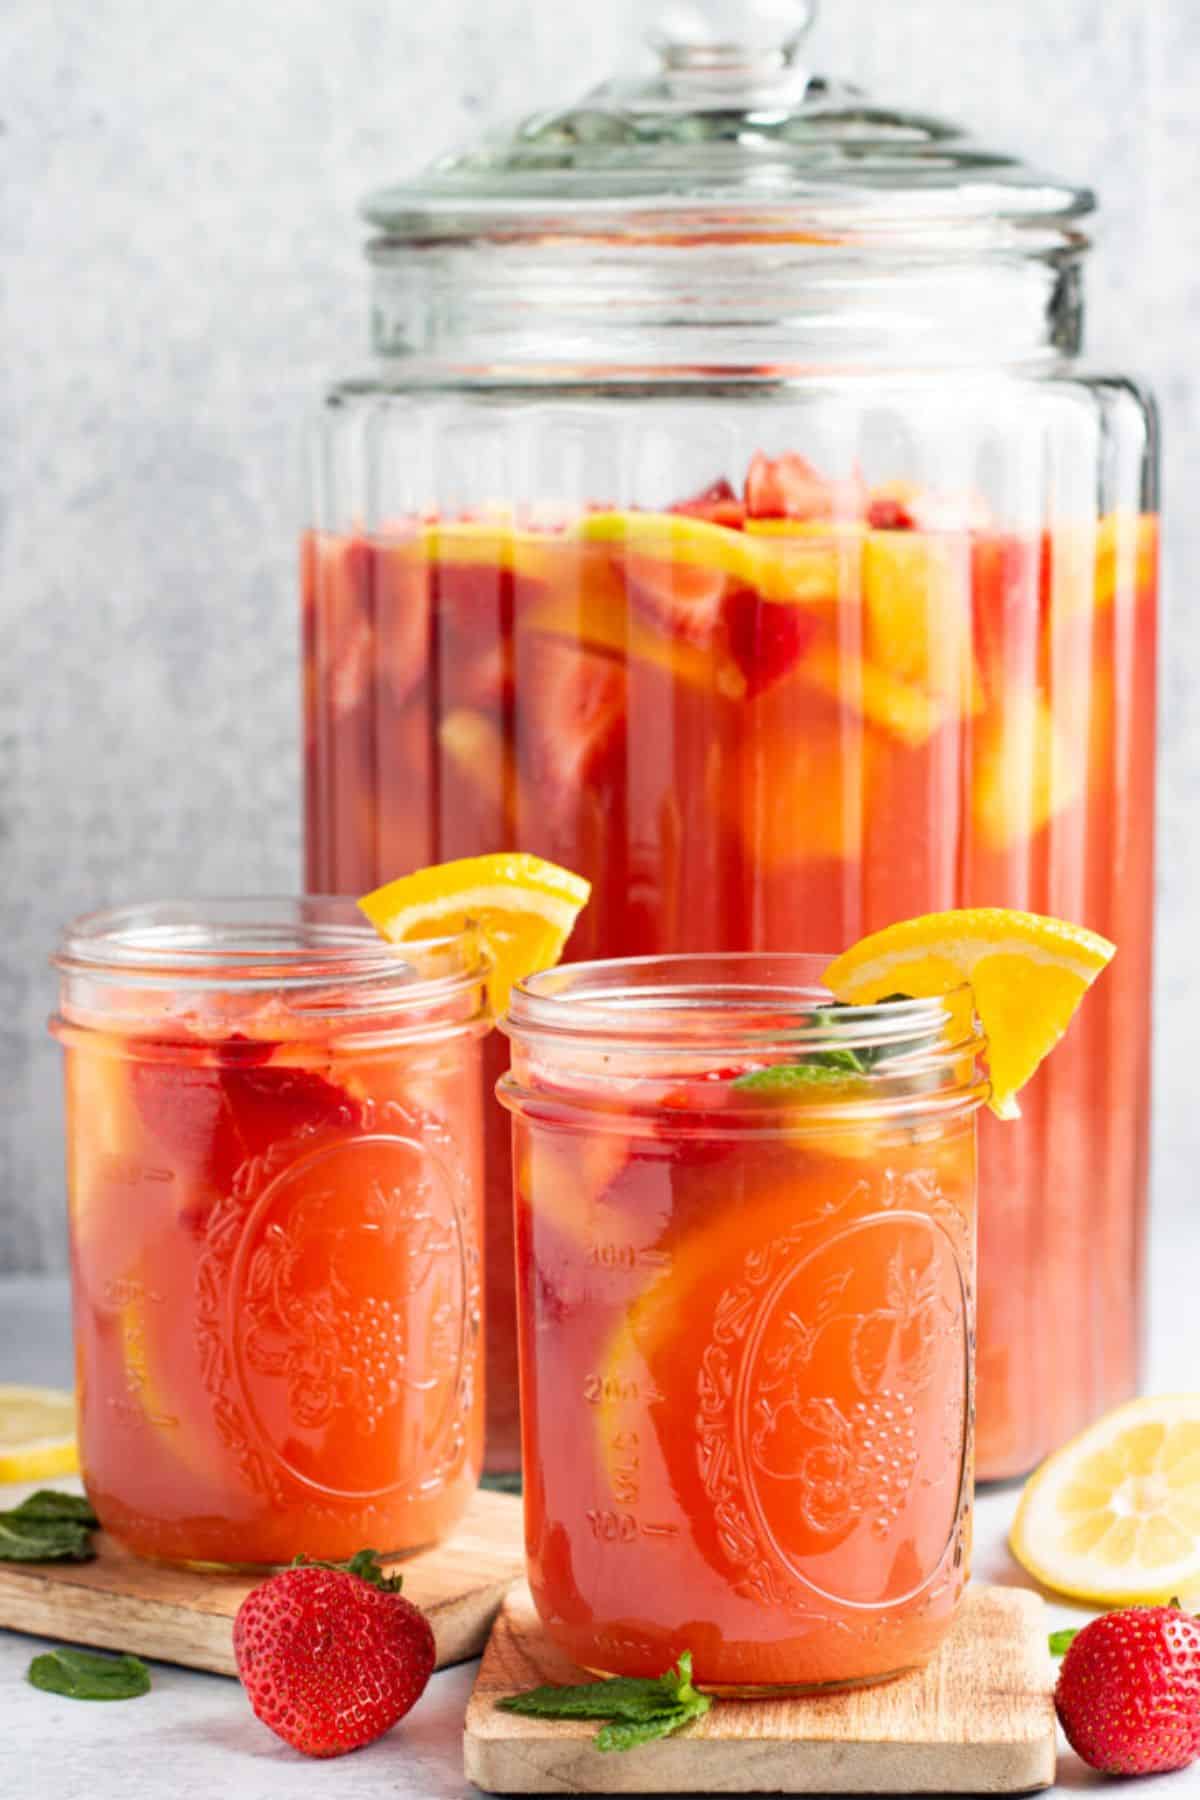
[52, 897, 487, 1010]
[505, 950, 973, 1058]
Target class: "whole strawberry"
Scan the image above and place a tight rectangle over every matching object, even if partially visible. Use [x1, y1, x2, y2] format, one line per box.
[1055, 1605, 1200, 1776]
[234, 1549, 435, 1758]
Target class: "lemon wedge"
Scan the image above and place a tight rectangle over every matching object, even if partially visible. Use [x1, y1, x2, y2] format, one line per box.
[822, 907, 1114, 1119]
[359, 852, 591, 1015]
[1010, 1395, 1200, 1605]
[0, 1385, 78, 1482]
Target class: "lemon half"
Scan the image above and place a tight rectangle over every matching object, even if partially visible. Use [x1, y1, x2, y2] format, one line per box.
[1011, 1395, 1200, 1605]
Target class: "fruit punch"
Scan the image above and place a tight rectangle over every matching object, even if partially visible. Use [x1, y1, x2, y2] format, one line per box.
[52, 901, 488, 1568]
[499, 955, 987, 1690]
[303, 449, 1157, 1479]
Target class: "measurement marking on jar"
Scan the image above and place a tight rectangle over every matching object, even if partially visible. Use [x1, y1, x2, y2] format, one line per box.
[586, 1510, 679, 1543]
[586, 1241, 674, 1272]
[582, 1373, 665, 1406]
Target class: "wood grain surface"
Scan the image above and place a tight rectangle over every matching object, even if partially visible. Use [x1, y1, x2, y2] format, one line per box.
[464, 1582, 1057, 1794]
[0, 1485, 524, 1675]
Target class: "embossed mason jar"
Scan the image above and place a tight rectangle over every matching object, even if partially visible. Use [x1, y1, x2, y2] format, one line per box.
[52, 900, 488, 1568]
[499, 954, 988, 1690]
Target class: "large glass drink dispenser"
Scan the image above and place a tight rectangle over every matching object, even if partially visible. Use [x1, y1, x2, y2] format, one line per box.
[303, 1, 1157, 1478]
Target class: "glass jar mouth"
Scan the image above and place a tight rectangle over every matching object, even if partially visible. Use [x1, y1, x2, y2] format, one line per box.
[53, 898, 487, 1013]
[502, 952, 987, 1123]
[505, 950, 967, 1058]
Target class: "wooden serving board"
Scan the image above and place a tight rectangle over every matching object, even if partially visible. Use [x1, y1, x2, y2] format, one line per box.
[464, 1583, 1057, 1794]
[0, 1485, 523, 1675]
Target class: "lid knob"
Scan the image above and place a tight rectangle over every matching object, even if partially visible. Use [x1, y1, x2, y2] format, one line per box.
[649, 0, 817, 74]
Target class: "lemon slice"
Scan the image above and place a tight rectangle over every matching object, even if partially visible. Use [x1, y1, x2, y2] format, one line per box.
[359, 853, 591, 1014]
[573, 510, 840, 603]
[1010, 1394, 1200, 1605]
[0, 1385, 78, 1482]
[822, 907, 1114, 1120]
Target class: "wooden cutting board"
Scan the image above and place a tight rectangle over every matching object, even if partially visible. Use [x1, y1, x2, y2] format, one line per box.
[464, 1583, 1057, 1794]
[0, 1485, 523, 1675]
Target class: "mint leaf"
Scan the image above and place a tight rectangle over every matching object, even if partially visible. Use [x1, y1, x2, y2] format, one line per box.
[291, 1548, 402, 1593]
[734, 995, 919, 1089]
[597, 1701, 709, 1751]
[9, 1491, 98, 1527]
[498, 1652, 710, 1751]
[28, 1648, 150, 1701]
[1049, 1628, 1079, 1656]
[0, 1514, 95, 1563]
[734, 1056, 861, 1090]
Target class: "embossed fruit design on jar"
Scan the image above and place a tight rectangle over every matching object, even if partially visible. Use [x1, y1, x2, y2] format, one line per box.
[499, 954, 987, 1691]
[52, 901, 488, 1568]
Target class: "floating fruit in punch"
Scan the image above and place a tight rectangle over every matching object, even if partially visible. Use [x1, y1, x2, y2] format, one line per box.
[823, 907, 1115, 1120]
[1011, 1394, 1200, 1606]
[305, 433, 1156, 1485]
[359, 852, 591, 1015]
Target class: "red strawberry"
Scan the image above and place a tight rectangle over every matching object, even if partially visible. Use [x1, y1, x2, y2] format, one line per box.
[234, 1551, 436, 1759]
[671, 476, 746, 529]
[1055, 1605, 1200, 1776]
[521, 637, 626, 805]
[725, 586, 817, 697]
[745, 451, 865, 521]
[625, 553, 727, 645]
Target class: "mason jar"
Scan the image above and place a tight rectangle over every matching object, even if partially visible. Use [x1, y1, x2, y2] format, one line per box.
[51, 900, 488, 1567]
[302, 1, 1157, 1479]
[498, 953, 987, 1690]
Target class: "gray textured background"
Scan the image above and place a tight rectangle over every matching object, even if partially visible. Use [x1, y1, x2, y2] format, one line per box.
[3, 0, 1196, 1269]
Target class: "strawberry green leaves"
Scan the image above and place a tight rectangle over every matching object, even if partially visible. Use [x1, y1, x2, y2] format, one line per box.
[498, 1651, 710, 1752]
[291, 1548, 404, 1593]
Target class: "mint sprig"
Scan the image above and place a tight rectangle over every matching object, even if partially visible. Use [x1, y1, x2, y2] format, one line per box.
[291, 1547, 403, 1593]
[28, 1647, 150, 1701]
[498, 1650, 710, 1752]
[733, 995, 917, 1089]
[0, 1491, 99, 1564]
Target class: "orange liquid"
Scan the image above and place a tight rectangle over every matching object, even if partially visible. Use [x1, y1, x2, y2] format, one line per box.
[56, 1008, 484, 1566]
[303, 506, 1156, 1479]
[510, 1100, 976, 1688]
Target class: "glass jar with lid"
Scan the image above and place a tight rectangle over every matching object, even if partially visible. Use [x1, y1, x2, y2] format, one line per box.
[302, 0, 1158, 1480]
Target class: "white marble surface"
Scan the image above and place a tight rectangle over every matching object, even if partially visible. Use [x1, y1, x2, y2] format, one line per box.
[3, 0, 1199, 1272]
[3, 1267, 1200, 1798]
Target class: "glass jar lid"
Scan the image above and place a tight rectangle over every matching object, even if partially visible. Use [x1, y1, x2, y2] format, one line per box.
[364, 0, 1092, 244]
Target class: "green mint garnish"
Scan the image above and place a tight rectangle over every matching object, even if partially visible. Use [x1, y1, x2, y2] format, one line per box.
[498, 1651, 710, 1752]
[0, 1490, 100, 1563]
[733, 995, 918, 1088]
[8, 1491, 98, 1526]
[596, 1709, 702, 1752]
[291, 1547, 403, 1593]
[1048, 1628, 1079, 1656]
[27, 1647, 151, 1701]
[734, 1056, 861, 1090]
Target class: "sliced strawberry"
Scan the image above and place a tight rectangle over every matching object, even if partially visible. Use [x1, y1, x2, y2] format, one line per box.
[725, 587, 818, 698]
[371, 541, 430, 709]
[624, 553, 727, 647]
[129, 1049, 362, 1220]
[521, 638, 626, 805]
[746, 451, 866, 522]
[867, 494, 916, 531]
[671, 477, 746, 530]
